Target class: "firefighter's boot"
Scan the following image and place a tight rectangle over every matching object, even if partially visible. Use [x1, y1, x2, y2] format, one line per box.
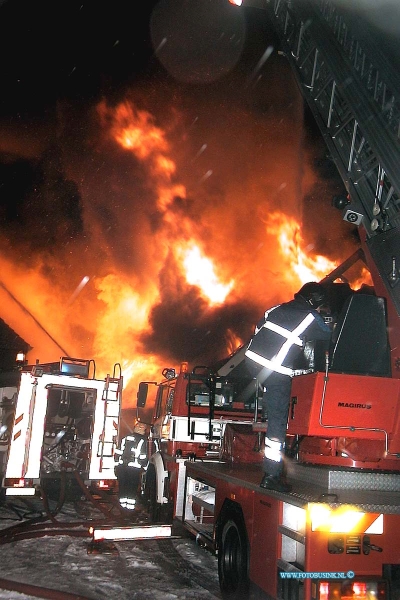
[260, 474, 292, 493]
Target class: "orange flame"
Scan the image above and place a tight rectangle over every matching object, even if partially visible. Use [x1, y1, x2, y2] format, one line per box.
[347, 267, 373, 290]
[92, 100, 240, 396]
[266, 212, 338, 286]
[181, 244, 234, 305]
[101, 101, 186, 213]
[266, 211, 371, 291]
[225, 328, 243, 355]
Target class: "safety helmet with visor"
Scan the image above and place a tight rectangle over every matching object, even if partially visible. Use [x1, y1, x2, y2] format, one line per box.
[295, 282, 327, 310]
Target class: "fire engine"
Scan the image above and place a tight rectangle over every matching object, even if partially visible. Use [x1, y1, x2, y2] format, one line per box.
[2, 356, 122, 497]
[109, 1, 400, 599]
[114, 359, 262, 518]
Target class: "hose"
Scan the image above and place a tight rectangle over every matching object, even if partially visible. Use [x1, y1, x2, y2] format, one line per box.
[0, 577, 95, 600]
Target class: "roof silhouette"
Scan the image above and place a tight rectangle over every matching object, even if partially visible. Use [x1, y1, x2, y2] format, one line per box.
[0, 318, 31, 372]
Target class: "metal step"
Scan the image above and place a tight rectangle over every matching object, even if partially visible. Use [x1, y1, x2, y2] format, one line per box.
[287, 462, 400, 492]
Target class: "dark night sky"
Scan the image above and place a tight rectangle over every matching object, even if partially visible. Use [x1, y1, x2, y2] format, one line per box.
[0, 0, 158, 114]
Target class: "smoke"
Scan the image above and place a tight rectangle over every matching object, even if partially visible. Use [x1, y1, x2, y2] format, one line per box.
[0, 2, 354, 404]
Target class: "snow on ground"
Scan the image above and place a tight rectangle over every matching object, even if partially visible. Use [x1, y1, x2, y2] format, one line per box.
[0, 498, 222, 600]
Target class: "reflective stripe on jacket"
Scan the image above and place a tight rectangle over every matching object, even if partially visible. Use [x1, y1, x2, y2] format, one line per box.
[245, 298, 331, 377]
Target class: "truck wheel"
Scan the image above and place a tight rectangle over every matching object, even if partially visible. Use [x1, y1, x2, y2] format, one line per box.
[218, 518, 250, 599]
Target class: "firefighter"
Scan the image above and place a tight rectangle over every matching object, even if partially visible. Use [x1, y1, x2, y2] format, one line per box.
[245, 282, 332, 492]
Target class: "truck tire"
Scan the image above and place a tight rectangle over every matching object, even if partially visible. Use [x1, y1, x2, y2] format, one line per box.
[218, 517, 250, 600]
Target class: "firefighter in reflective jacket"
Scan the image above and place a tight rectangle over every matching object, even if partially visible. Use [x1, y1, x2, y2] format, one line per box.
[245, 282, 331, 492]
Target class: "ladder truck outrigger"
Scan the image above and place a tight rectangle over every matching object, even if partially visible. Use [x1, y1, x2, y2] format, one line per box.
[2, 356, 123, 499]
[109, 1, 400, 598]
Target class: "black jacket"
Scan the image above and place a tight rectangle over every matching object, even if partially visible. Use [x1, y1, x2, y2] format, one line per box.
[245, 296, 332, 376]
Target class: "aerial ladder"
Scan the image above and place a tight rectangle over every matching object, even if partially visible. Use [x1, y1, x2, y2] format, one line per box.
[262, 0, 400, 374]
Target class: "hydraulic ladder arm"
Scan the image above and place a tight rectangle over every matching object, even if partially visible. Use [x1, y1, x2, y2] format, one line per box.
[264, 0, 400, 307]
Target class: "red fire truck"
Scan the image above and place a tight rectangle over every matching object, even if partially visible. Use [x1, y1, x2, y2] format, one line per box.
[181, 284, 400, 597]
[114, 359, 262, 520]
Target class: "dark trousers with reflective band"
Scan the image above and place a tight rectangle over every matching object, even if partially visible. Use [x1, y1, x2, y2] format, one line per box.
[262, 373, 292, 477]
[245, 356, 292, 478]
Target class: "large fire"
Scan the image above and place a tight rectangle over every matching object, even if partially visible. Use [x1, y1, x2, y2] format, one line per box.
[0, 99, 364, 406]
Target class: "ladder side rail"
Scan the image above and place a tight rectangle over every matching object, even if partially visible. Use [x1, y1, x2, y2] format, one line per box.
[317, 0, 400, 139]
[97, 375, 122, 475]
[267, 0, 400, 233]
